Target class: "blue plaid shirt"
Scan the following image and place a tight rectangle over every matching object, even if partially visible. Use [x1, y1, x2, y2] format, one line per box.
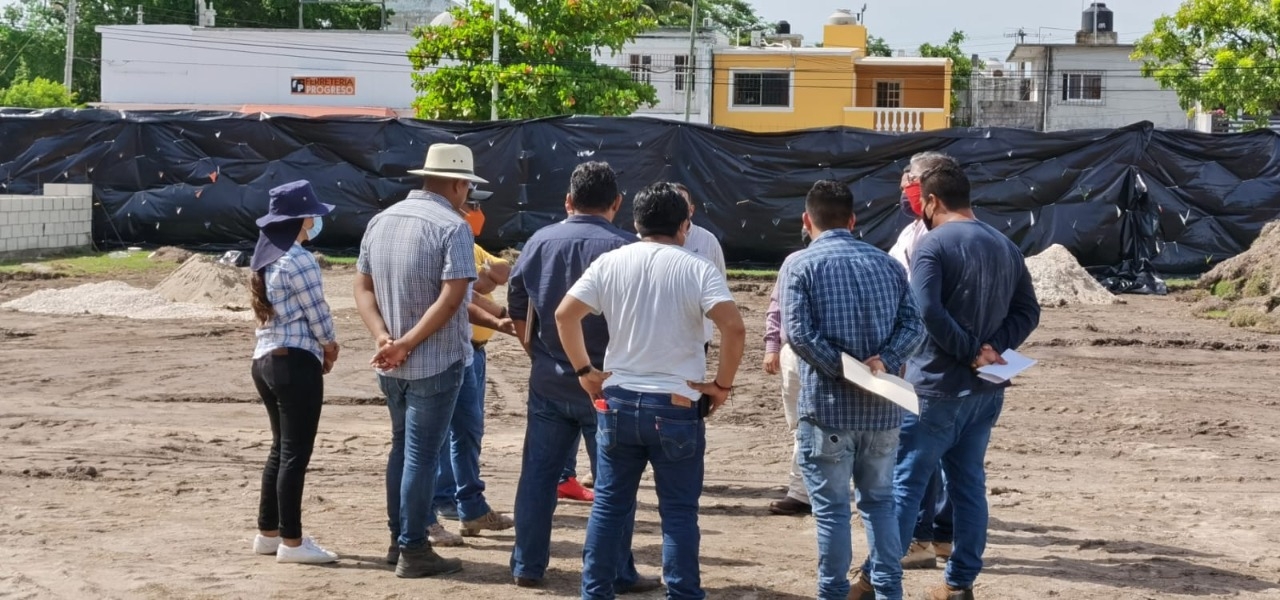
[779, 229, 926, 432]
[253, 244, 337, 363]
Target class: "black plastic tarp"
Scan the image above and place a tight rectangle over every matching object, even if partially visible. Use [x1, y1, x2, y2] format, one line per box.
[2, 110, 1280, 277]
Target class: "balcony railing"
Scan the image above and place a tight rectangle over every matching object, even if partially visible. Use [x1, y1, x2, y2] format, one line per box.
[844, 107, 948, 132]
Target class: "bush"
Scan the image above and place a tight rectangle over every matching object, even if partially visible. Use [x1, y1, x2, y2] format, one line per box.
[0, 77, 77, 109]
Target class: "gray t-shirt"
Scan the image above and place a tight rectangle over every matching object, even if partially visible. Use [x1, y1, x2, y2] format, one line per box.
[357, 190, 477, 380]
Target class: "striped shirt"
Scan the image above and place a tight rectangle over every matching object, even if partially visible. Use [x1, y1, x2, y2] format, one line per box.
[357, 190, 477, 380]
[779, 229, 926, 431]
[253, 243, 337, 363]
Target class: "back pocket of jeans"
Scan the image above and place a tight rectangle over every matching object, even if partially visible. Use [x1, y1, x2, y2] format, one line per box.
[655, 416, 701, 462]
[595, 409, 618, 452]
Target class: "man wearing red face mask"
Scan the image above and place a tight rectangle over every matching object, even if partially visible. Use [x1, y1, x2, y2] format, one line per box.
[889, 152, 947, 273]
[426, 186, 519, 546]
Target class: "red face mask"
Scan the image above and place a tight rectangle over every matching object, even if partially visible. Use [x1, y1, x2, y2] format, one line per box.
[904, 182, 923, 217]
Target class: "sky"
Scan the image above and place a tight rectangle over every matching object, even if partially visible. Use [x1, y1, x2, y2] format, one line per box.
[750, 0, 1187, 64]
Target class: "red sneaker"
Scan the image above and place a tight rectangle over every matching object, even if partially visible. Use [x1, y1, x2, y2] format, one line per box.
[557, 477, 595, 502]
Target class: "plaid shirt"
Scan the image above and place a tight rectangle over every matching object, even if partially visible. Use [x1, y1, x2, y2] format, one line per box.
[253, 244, 337, 363]
[357, 190, 476, 380]
[779, 229, 925, 432]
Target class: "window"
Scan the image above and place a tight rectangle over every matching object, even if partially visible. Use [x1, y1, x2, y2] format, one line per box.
[1061, 71, 1103, 103]
[875, 80, 902, 108]
[628, 54, 652, 85]
[732, 71, 791, 108]
[1019, 78, 1033, 102]
[675, 55, 695, 92]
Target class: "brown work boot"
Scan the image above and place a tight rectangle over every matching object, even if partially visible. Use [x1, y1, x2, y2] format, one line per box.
[933, 541, 952, 560]
[920, 583, 975, 600]
[460, 510, 514, 537]
[394, 543, 462, 578]
[848, 567, 875, 600]
[768, 496, 812, 516]
[902, 540, 938, 569]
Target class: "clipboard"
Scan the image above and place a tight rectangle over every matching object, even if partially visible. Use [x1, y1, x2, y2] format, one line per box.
[522, 302, 536, 346]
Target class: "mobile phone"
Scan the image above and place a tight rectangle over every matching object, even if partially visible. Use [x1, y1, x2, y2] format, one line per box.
[698, 393, 712, 418]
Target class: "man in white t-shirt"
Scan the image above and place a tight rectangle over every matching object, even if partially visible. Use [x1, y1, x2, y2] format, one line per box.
[556, 182, 746, 600]
[671, 183, 726, 347]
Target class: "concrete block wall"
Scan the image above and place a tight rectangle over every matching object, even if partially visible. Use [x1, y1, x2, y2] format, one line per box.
[0, 184, 94, 256]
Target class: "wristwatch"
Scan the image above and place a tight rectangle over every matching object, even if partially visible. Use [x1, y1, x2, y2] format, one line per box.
[574, 365, 593, 377]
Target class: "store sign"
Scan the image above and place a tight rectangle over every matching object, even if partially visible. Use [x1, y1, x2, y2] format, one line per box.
[290, 76, 356, 96]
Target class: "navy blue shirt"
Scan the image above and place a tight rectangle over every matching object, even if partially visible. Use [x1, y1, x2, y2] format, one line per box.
[507, 215, 635, 401]
[907, 220, 1041, 397]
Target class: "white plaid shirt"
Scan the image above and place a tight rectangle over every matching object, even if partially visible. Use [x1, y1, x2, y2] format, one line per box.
[253, 244, 337, 363]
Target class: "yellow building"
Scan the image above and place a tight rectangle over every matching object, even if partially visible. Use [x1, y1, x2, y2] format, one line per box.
[711, 10, 952, 133]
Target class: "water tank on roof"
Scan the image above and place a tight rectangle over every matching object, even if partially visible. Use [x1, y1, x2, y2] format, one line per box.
[826, 9, 857, 25]
[1082, 2, 1114, 33]
[777, 21, 790, 34]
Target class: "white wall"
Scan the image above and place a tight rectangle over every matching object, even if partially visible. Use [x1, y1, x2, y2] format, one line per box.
[98, 25, 418, 109]
[0, 185, 93, 256]
[1040, 46, 1189, 131]
[597, 30, 723, 125]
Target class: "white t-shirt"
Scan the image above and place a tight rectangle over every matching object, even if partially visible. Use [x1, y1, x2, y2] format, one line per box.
[685, 224, 726, 342]
[888, 219, 929, 280]
[567, 241, 734, 399]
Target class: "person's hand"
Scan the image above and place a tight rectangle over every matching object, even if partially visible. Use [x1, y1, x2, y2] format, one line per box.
[577, 367, 612, 397]
[323, 357, 335, 375]
[687, 380, 731, 417]
[763, 352, 780, 375]
[495, 317, 517, 337]
[323, 342, 340, 362]
[373, 339, 412, 371]
[972, 344, 1005, 369]
[864, 355, 887, 376]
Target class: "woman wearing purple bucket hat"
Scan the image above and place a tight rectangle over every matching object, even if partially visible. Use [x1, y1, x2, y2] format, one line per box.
[247, 179, 342, 564]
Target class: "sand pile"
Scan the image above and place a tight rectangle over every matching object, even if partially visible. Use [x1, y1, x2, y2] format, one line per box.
[153, 255, 250, 310]
[149, 246, 194, 264]
[1192, 221, 1280, 330]
[1025, 245, 1120, 307]
[1, 281, 250, 321]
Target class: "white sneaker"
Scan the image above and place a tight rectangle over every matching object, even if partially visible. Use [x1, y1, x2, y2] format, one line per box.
[427, 523, 464, 547]
[276, 537, 339, 564]
[253, 534, 281, 555]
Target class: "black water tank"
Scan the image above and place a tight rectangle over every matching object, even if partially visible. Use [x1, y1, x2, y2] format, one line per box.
[1082, 2, 1114, 33]
[777, 20, 790, 34]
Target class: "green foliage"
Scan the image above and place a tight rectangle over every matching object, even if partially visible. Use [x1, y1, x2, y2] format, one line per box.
[867, 35, 892, 57]
[640, 0, 761, 32]
[409, 0, 659, 120]
[1243, 271, 1271, 297]
[0, 0, 387, 103]
[1211, 278, 1241, 299]
[0, 74, 78, 108]
[1133, 0, 1280, 130]
[918, 30, 979, 120]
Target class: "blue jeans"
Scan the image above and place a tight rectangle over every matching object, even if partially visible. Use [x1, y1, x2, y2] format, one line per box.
[431, 348, 492, 522]
[510, 388, 633, 583]
[560, 434, 592, 483]
[914, 467, 953, 543]
[797, 420, 902, 600]
[381, 361, 465, 549]
[582, 387, 706, 600]
[887, 390, 1004, 590]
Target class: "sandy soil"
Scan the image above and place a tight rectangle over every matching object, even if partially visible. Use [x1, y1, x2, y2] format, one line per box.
[1, 267, 1279, 600]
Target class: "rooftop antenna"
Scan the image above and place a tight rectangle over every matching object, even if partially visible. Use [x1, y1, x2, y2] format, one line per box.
[855, 4, 867, 23]
[1005, 27, 1027, 44]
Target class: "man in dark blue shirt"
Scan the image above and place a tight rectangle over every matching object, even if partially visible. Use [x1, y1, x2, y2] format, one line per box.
[506, 162, 657, 593]
[888, 160, 1040, 600]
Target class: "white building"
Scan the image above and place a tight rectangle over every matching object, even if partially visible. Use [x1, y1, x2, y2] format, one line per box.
[973, 3, 1191, 131]
[595, 28, 725, 124]
[96, 24, 722, 122]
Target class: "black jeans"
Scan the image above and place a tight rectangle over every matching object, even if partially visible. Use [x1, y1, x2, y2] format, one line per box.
[252, 347, 324, 539]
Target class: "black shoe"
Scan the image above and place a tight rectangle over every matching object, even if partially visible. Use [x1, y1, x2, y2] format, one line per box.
[768, 496, 812, 516]
[385, 533, 399, 565]
[394, 544, 463, 578]
[514, 576, 541, 588]
[618, 574, 663, 595]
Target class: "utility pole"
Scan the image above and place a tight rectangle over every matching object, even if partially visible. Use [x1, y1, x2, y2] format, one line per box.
[683, 0, 697, 122]
[490, 0, 500, 120]
[136, 4, 144, 24]
[63, 0, 77, 91]
[298, 0, 304, 29]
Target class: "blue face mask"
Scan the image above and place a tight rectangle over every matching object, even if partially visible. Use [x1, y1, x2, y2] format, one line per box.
[305, 216, 324, 241]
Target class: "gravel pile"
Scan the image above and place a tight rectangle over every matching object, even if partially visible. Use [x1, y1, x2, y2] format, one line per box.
[1, 281, 251, 321]
[1025, 245, 1119, 307]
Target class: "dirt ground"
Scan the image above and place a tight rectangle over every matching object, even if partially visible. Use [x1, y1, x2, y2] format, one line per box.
[1, 266, 1279, 600]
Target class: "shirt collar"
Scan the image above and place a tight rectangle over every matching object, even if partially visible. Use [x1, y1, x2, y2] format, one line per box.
[565, 214, 615, 226]
[812, 228, 855, 243]
[407, 189, 455, 210]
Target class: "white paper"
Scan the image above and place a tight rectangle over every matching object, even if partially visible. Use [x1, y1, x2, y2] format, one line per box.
[841, 354, 920, 415]
[976, 349, 1037, 383]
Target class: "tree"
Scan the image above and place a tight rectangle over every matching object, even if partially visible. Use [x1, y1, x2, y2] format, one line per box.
[1133, 0, 1280, 129]
[919, 30, 980, 121]
[639, 0, 761, 33]
[408, 0, 659, 120]
[867, 35, 892, 57]
[1, 61, 79, 108]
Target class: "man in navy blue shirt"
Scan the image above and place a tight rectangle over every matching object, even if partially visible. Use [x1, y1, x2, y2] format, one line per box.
[506, 162, 658, 593]
[886, 161, 1040, 600]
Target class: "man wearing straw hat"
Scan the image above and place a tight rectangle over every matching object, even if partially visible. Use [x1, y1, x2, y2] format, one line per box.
[354, 143, 485, 579]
